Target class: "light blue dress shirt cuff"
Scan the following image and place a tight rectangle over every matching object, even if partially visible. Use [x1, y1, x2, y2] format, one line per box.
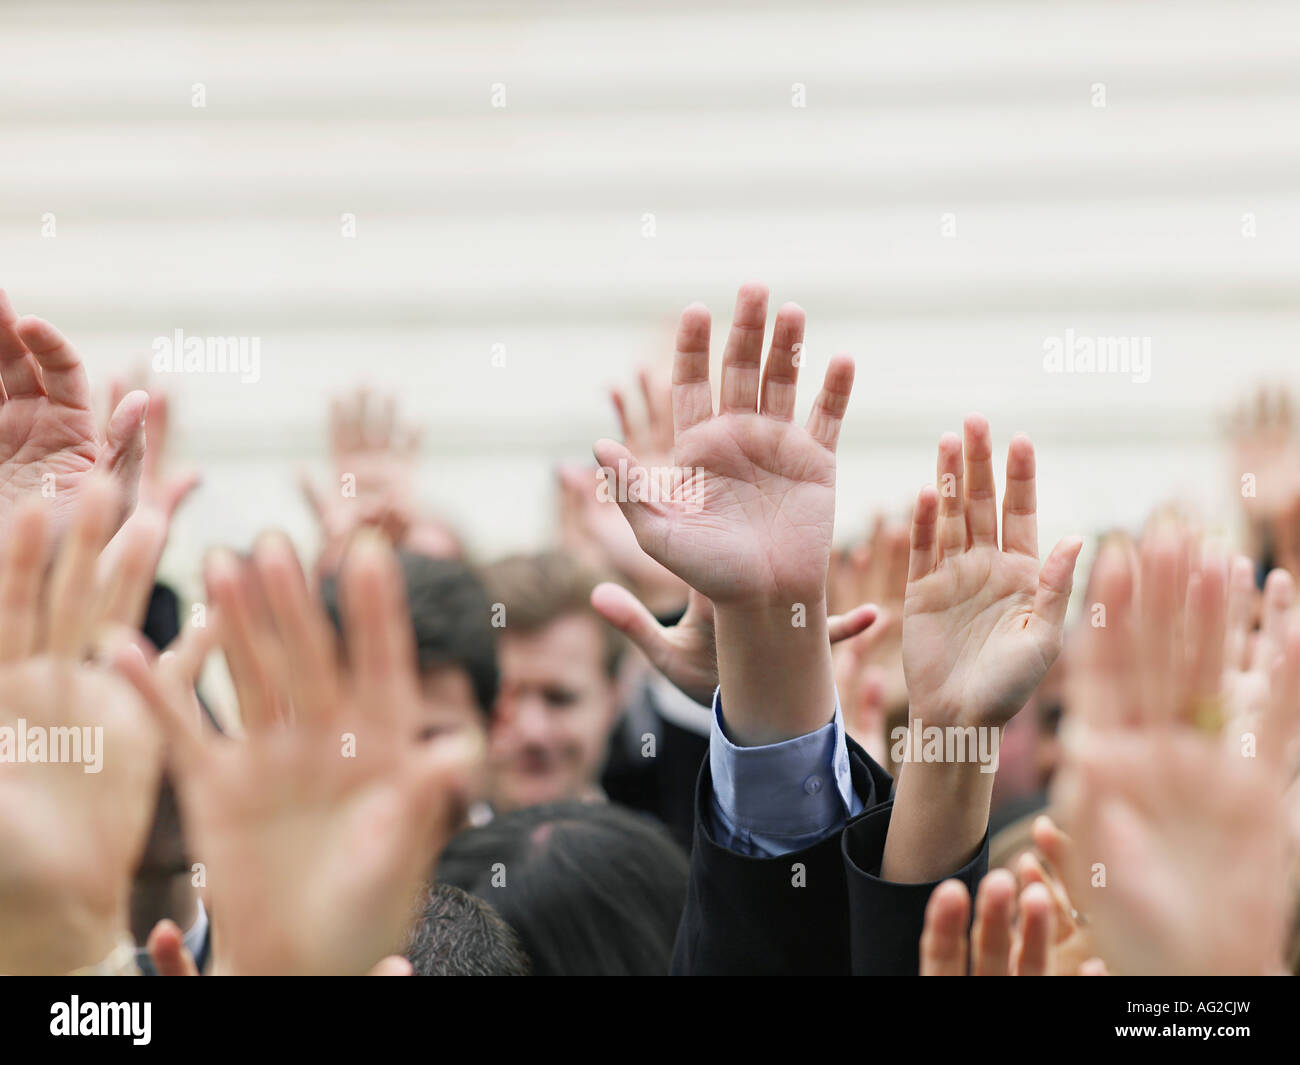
[707, 687, 864, 857]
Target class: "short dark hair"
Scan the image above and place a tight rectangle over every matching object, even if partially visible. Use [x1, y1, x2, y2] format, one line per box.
[405, 883, 531, 976]
[320, 551, 499, 715]
[436, 801, 689, 976]
[480, 551, 623, 678]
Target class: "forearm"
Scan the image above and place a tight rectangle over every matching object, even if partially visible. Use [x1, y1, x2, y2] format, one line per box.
[714, 599, 836, 746]
[880, 728, 995, 883]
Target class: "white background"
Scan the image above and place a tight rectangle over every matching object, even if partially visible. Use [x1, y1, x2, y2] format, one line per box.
[2, 0, 1297, 604]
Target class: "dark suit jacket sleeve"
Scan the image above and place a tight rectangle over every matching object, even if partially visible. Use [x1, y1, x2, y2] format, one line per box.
[672, 736, 891, 974]
[671, 735, 988, 975]
[842, 800, 988, 975]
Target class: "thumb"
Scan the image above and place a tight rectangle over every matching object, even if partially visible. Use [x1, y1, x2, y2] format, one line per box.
[591, 438, 670, 560]
[1030, 813, 1073, 876]
[1032, 536, 1084, 639]
[829, 603, 880, 645]
[590, 581, 669, 665]
[98, 389, 149, 514]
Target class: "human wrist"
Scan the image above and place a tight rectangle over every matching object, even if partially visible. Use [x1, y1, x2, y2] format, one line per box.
[714, 596, 836, 746]
[881, 737, 995, 884]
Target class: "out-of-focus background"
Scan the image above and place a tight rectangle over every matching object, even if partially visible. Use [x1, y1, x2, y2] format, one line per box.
[3, 0, 1298, 592]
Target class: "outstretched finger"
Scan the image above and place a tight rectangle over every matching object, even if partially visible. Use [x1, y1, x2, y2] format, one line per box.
[46, 477, 120, 657]
[718, 282, 768, 415]
[114, 642, 206, 776]
[908, 485, 941, 581]
[759, 302, 805, 421]
[1253, 568, 1295, 672]
[610, 388, 633, 443]
[1015, 851, 1075, 934]
[672, 303, 714, 439]
[255, 532, 340, 724]
[1186, 549, 1228, 703]
[96, 507, 168, 633]
[828, 603, 880, 644]
[935, 433, 966, 559]
[14, 314, 94, 409]
[1014, 882, 1055, 977]
[803, 353, 854, 452]
[920, 880, 971, 977]
[1224, 555, 1258, 671]
[963, 414, 998, 547]
[971, 870, 1016, 976]
[1001, 434, 1038, 557]
[1031, 537, 1084, 642]
[0, 289, 45, 400]
[590, 581, 671, 670]
[591, 438, 673, 564]
[98, 389, 150, 507]
[642, 368, 674, 454]
[1070, 537, 1138, 729]
[205, 550, 283, 732]
[0, 501, 49, 663]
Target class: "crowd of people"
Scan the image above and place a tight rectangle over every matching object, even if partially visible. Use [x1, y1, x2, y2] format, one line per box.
[0, 281, 1296, 976]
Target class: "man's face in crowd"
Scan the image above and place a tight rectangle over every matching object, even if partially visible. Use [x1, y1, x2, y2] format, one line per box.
[488, 612, 618, 812]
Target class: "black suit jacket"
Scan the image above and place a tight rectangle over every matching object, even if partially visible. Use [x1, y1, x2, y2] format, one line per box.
[601, 687, 710, 854]
[672, 735, 987, 975]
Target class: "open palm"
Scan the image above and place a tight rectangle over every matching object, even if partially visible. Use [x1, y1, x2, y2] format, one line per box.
[1054, 539, 1300, 974]
[121, 535, 474, 975]
[902, 416, 1081, 728]
[0, 290, 147, 538]
[0, 483, 163, 974]
[594, 283, 854, 610]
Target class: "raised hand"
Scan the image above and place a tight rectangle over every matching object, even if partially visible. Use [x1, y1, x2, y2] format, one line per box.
[0, 481, 164, 974]
[1052, 533, 1299, 974]
[594, 283, 853, 611]
[556, 361, 688, 611]
[920, 870, 1055, 977]
[594, 283, 855, 744]
[329, 387, 421, 500]
[611, 364, 675, 466]
[1230, 385, 1300, 528]
[883, 417, 1080, 883]
[118, 533, 478, 975]
[1222, 561, 1300, 775]
[902, 416, 1082, 729]
[830, 516, 911, 718]
[0, 290, 148, 541]
[301, 387, 426, 575]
